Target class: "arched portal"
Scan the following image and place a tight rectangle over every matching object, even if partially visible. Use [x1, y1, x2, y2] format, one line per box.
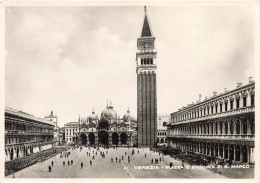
[230, 145, 234, 160]
[16, 148, 19, 158]
[98, 131, 109, 146]
[219, 144, 223, 158]
[98, 118, 109, 131]
[242, 146, 248, 163]
[160, 138, 164, 143]
[88, 133, 95, 146]
[120, 132, 127, 145]
[10, 149, 14, 160]
[80, 134, 87, 146]
[235, 145, 241, 161]
[224, 144, 228, 159]
[112, 132, 119, 145]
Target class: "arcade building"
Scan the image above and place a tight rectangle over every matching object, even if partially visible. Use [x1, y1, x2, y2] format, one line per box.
[64, 103, 137, 147]
[167, 78, 255, 164]
[5, 107, 56, 162]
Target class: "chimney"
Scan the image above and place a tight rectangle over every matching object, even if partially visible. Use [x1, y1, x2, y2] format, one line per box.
[199, 94, 201, 102]
[237, 83, 242, 88]
[249, 77, 253, 83]
[224, 88, 227, 92]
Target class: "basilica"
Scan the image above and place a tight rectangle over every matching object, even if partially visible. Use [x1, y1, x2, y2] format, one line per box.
[64, 102, 137, 147]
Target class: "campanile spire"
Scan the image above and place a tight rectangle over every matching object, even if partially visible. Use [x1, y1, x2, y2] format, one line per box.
[141, 6, 153, 37]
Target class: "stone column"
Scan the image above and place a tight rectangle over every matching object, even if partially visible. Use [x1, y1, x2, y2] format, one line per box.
[227, 121, 231, 135]
[109, 134, 112, 146]
[247, 146, 250, 163]
[118, 135, 121, 146]
[222, 122, 225, 135]
[95, 134, 98, 146]
[218, 143, 220, 158]
[247, 118, 251, 135]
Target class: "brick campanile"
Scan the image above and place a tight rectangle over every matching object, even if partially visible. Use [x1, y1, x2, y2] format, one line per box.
[136, 7, 157, 147]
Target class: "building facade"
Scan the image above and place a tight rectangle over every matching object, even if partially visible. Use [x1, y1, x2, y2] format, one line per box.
[5, 107, 55, 162]
[137, 7, 157, 147]
[157, 114, 170, 144]
[64, 103, 137, 147]
[167, 78, 255, 164]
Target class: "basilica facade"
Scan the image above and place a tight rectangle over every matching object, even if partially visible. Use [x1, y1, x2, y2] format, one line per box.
[64, 103, 137, 147]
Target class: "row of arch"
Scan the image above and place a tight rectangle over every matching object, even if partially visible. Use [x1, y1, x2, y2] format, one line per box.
[158, 131, 167, 136]
[157, 138, 167, 144]
[169, 117, 254, 136]
[80, 131, 128, 146]
[141, 58, 153, 65]
[169, 140, 254, 163]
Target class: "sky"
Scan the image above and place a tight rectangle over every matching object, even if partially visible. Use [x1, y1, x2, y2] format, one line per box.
[5, 5, 255, 127]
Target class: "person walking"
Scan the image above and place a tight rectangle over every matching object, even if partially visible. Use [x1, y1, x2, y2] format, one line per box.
[81, 162, 83, 169]
[68, 160, 70, 165]
[51, 160, 54, 167]
[145, 154, 146, 158]
[90, 160, 92, 166]
[115, 157, 118, 162]
[71, 160, 73, 165]
[48, 165, 52, 172]
[111, 158, 113, 163]
[63, 161, 65, 166]
[151, 158, 153, 164]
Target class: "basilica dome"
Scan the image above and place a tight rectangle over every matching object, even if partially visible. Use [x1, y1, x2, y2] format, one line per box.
[101, 103, 117, 120]
[88, 109, 98, 122]
[123, 108, 135, 122]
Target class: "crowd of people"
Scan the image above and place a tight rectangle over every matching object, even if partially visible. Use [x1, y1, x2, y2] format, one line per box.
[5, 146, 67, 176]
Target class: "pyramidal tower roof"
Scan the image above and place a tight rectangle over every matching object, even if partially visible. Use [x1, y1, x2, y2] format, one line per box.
[141, 6, 153, 37]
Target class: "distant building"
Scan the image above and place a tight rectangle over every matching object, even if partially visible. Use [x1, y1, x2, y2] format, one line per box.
[45, 111, 60, 143]
[5, 107, 55, 162]
[157, 114, 170, 144]
[64, 122, 79, 144]
[167, 78, 255, 164]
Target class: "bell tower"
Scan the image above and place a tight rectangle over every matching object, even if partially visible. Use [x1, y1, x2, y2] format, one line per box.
[136, 6, 157, 147]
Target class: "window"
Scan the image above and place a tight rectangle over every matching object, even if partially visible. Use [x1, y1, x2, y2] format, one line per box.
[215, 105, 218, 113]
[150, 58, 153, 64]
[207, 108, 209, 115]
[204, 109, 206, 116]
[243, 97, 247, 107]
[211, 106, 213, 114]
[236, 98, 240, 108]
[225, 102, 228, 111]
[251, 95, 255, 106]
[141, 59, 143, 65]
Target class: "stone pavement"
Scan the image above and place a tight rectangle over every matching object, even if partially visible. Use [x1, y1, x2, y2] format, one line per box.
[5, 147, 237, 178]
